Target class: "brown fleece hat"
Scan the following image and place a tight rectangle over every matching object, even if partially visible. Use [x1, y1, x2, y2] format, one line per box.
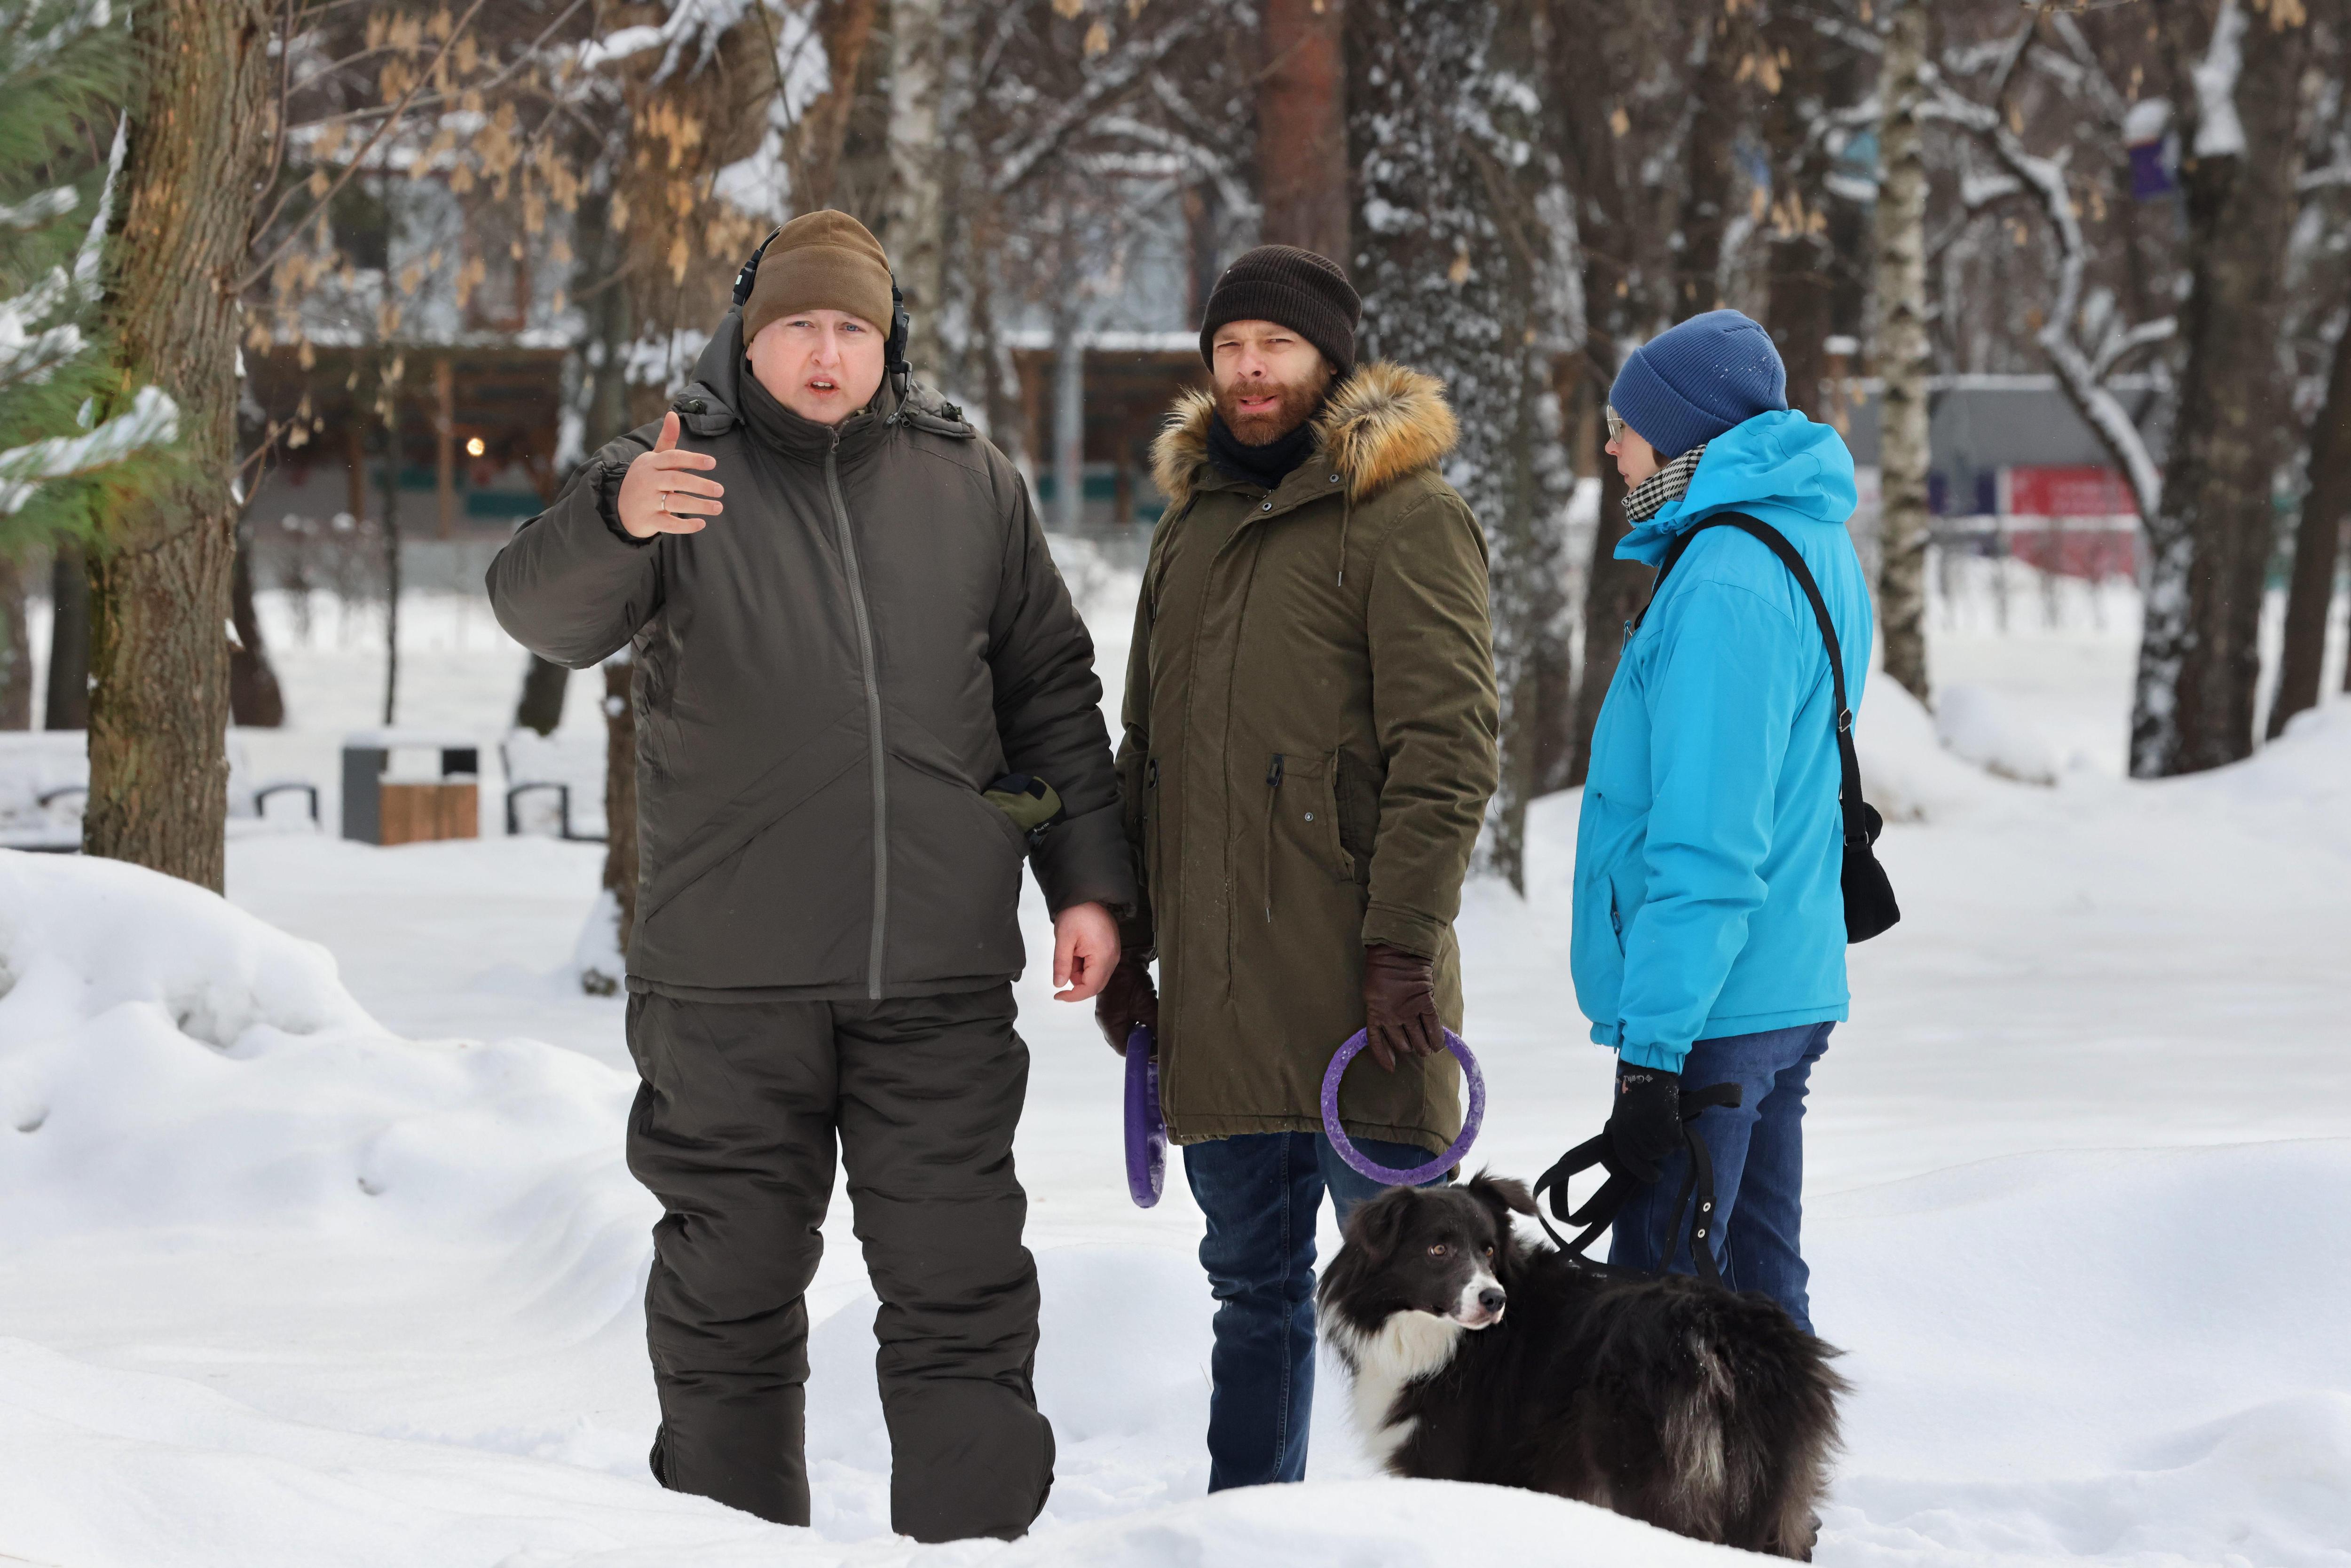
[741, 210, 895, 347]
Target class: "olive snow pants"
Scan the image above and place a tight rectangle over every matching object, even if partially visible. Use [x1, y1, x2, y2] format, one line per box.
[624, 984, 1054, 1543]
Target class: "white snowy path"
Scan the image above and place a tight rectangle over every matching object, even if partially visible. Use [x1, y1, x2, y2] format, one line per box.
[1, 581, 2348, 1566]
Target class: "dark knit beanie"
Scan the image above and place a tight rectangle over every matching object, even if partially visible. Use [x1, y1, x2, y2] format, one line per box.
[742, 210, 895, 346]
[1607, 308, 1788, 459]
[1197, 245, 1360, 377]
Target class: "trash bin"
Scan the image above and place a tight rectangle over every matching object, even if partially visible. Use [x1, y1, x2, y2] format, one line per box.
[341, 730, 481, 845]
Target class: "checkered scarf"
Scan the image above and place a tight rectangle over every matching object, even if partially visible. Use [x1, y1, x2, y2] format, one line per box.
[1621, 442, 1708, 525]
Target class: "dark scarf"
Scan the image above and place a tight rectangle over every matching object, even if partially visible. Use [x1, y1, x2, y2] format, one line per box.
[1207, 404, 1323, 491]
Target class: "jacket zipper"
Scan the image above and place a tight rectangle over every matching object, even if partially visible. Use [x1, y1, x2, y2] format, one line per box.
[828, 426, 890, 1001]
[1262, 754, 1284, 923]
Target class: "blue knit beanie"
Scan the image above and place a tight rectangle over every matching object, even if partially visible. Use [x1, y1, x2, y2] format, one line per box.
[1607, 308, 1788, 458]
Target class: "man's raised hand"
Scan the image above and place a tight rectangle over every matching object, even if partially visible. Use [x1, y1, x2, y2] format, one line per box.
[616, 411, 725, 538]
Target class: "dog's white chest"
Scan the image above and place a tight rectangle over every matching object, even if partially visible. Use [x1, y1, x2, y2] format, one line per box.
[1325, 1308, 1464, 1471]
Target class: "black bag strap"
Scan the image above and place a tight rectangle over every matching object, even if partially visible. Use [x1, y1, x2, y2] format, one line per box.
[1530, 1081, 1743, 1286]
[1635, 512, 1873, 852]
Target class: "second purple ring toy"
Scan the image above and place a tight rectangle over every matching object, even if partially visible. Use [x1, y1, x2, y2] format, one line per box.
[1319, 1028, 1484, 1186]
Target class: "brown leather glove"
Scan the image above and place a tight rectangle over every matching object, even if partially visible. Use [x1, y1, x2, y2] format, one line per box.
[1362, 942, 1442, 1072]
[1094, 952, 1159, 1055]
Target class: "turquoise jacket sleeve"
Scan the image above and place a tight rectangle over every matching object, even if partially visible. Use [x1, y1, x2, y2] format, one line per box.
[1615, 579, 1810, 1071]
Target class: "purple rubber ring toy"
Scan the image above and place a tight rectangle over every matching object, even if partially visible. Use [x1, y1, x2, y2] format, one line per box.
[1320, 1028, 1484, 1186]
[1124, 1024, 1166, 1207]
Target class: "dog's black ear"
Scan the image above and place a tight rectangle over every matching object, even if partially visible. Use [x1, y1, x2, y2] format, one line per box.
[1468, 1170, 1537, 1217]
[1343, 1189, 1414, 1263]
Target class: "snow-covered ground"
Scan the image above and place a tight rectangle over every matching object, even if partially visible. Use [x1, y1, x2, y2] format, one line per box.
[2, 562, 2348, 1567]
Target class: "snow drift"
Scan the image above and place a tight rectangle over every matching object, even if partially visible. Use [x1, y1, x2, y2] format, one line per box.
[2, 695, 2350, 1566]
[0, 849, 639, 1247]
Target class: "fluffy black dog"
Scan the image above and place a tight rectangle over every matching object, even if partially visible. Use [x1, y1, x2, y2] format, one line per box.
[1317, 1174, 1846, 1559]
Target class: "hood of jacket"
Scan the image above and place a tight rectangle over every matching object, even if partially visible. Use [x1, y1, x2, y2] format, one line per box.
[1616, 409, 1858, 565]
[1149, 360, 1460, 512]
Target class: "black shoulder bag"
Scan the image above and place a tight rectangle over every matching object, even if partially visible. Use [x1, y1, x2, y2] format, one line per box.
[1638, 512, 1900, 944]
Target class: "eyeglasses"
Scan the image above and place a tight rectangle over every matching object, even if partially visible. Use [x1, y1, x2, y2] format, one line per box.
[1604, 406, 1625, 444]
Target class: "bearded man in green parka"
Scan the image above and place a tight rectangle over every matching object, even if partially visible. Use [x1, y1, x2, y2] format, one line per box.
[1094, 244, 1500, 1490]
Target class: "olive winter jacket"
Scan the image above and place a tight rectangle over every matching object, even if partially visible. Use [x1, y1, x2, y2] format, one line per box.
[1120, 363, 1499, 1157]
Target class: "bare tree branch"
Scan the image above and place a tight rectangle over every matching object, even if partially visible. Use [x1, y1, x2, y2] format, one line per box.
[1927, 60, 2165, 520]
[241, 0, 495, 290]
[990, 10, 1217, 197]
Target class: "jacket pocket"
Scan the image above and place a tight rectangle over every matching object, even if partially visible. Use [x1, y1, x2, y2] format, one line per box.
[1142, 756, 1162, 907]
[1569, 787, 1646, 1032]
[1263, 751, 1355, 920]
[883, 757, 1028, 982]
[1334, 748, 1382, 887]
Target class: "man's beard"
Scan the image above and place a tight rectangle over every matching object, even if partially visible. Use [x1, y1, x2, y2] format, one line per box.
[1215, 374, 1327, 445]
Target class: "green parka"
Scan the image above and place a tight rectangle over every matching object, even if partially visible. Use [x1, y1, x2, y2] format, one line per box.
[1120, 363, 1500, 1157]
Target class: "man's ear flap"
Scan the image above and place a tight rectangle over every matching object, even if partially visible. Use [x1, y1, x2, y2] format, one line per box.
[1344, 1190, 1412, 1263]
[1468, 1171, 1537, 1218]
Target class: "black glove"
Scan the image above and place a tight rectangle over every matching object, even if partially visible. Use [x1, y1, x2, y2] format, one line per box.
[1605, 1065, 1684, 1184]
[1362, 943, 1443, 1072]
[1094, 952, 1159, 1055]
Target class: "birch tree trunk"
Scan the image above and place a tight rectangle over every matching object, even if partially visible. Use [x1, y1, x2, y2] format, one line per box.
[884, 0, 944, 353]
[86, 0, 275, 890]
[2267, 306, 2351, 738]
[2132, 2, 2312, 776]
[1872, 0, 1932, 707]
[1262, 0, 1350, 258]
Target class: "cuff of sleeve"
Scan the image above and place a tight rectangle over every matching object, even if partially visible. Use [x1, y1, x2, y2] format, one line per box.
[1031, 801, 1140, 916]
[597, 460, 655, 549]
[1118, 909, 1156, 964]
[1361, 902, 1445, 960]
[1617, 1038, 1689, 1072]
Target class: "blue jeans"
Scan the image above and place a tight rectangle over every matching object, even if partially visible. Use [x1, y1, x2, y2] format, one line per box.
[1608, 1021, 1834, 1333]
[1182, 1131, 1443, 1490]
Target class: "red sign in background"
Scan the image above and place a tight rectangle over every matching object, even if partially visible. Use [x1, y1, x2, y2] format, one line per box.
[1995, 466, 2140, 580]
[2002, 465, 2138, 520]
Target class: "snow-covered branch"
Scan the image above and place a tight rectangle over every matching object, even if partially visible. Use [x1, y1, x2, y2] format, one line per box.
[2091, 316, 2177, 382]
[1092, 111, 1254, 221]
[0, 186, 77, 230]
[2042, 15, 2133, 132]
[0, 117, 123, 394]
[989, 9, 1215, 197]
[2191, 0, 2249, 159]
[0, 383, 179, 515]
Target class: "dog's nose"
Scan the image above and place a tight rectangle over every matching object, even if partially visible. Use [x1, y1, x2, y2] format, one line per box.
[1478, 1287, 1506, 1315]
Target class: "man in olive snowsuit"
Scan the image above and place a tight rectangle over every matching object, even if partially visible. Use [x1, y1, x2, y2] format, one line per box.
[1094, 245, 1500, 1489]
[488, 211, 1133, 1542]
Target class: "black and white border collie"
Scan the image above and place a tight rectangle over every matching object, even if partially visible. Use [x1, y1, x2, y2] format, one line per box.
[1318, 1174, 1846, 1559]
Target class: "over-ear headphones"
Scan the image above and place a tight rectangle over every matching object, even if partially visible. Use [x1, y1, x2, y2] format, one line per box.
[734, 223, 913, 392]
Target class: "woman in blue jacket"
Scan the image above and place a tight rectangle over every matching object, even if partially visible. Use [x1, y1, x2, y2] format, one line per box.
[1576, 309, 1870, 1334]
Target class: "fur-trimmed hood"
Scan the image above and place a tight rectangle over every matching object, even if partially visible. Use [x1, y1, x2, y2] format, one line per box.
[1150, 361, 1459, 512]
